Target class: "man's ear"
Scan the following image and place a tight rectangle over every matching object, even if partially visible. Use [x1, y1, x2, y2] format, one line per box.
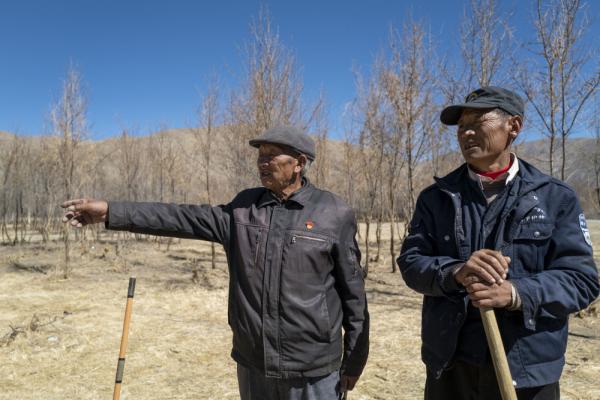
[509, 115, 523, 141]
[295, 154, 307, 174]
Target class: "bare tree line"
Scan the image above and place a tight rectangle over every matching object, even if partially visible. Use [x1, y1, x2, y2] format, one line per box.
[1, 1, 598, 277]
[517, 0, 599, 180]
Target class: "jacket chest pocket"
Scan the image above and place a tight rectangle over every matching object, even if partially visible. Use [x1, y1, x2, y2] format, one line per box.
[510, 223, 553, 275]
[281, 231, 333, 276]
[234, 224, 264, 274]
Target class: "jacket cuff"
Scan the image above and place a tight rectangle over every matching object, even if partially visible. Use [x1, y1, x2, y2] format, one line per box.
[341, 336, 369, 376]
[341, 354, 367, 377]
[105, 201, 131, 231]
[439, 261, 465, 295]
[510, 278, 538, 331]
[505, 282, 522, 311]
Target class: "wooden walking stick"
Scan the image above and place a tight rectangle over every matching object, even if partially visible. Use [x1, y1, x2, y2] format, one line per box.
[480, 307, 517, 400]
[113, 277, 136, 400]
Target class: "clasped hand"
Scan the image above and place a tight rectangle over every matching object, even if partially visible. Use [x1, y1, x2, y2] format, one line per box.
[454, 249, 513, 308]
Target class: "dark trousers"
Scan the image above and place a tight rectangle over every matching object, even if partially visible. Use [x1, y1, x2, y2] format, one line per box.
[425, 360, 560, 400]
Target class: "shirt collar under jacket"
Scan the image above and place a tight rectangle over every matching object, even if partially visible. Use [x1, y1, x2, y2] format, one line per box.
[467, 153, 520, 190]
[257, 177, 312, 208]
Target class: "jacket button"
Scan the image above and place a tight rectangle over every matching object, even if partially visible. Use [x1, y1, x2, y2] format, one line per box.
[444, 235, 450, 241]
[533, 231, 540, 237]
[528, 319, 534, 326]
[512, 380, 517, 386]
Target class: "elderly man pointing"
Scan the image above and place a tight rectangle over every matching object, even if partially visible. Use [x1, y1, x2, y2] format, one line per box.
[63, 126, 369, 400]
[398, 87, 599, 400]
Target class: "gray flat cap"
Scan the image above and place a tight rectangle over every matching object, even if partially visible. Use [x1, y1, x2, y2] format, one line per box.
[249, 126, 316, 161]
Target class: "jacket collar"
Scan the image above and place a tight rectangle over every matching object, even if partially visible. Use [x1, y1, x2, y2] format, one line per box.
[435, 157, 551, 196]
[467, 153, 520, 188]
[256, 177, 313, 208]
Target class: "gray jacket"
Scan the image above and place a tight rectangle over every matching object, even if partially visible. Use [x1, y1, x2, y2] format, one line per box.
[106, 179, 369, 378]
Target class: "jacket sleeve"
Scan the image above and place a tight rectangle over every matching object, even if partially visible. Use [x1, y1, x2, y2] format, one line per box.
[333, 207, 369, 377]
[106, 201, 231, 245]
[397, 192, 465, 298]
[511, 191, 600, 331]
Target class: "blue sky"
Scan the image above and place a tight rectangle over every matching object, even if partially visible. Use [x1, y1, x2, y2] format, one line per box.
[1, 0, 598, 140]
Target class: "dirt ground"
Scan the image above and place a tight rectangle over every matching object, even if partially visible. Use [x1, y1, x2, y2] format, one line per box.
[0, 223, 599, 400]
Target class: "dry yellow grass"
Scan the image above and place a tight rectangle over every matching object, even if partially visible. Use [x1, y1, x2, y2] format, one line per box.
[0, 223, 598, 400]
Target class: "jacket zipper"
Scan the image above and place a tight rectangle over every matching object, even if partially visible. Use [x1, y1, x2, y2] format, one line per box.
[291, 234, 327, 244]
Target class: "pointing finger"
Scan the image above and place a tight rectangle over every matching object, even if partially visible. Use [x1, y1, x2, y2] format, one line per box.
[61, 199, 85, 209]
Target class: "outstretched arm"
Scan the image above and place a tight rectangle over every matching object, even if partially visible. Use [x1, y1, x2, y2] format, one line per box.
[62, 198, 231, 245]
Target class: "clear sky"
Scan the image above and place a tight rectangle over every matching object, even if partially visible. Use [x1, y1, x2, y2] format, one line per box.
[1, 0, 598, 140]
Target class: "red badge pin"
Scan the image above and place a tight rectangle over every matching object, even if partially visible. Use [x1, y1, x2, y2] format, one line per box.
[305, 220, 314, 230]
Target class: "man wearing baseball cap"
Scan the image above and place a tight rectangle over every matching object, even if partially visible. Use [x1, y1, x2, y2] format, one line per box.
[61, 126, 369, 399]
[398, 87, 599, 399]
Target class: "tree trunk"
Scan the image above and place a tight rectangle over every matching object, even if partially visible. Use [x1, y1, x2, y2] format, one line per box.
[364, 218, 371, 275]
[390, 209, 396, 273]
[375, 215, 382, 263]
[211, 242, 217, 269]
[549, 135, 555, 177]
[13, 193, 19, 245]
[561, 134, 566, 181]
[63, 225, 70, 278]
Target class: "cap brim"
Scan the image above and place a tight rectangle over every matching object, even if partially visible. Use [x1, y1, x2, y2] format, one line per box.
[248, 138, 315, 160]
[440, 102, 497, 125]
[248, 137, 295, 151]
[248, 138, 265, 148]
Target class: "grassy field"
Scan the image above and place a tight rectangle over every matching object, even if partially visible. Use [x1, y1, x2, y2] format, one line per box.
[0, 223, 598, 400]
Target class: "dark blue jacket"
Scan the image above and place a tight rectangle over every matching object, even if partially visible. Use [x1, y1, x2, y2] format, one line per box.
[397, 159, 599, 388]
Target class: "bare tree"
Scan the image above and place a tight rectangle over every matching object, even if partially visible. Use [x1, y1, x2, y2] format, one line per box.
[517, 0, 599, 179]
[226, 7, 316, 192]
[195, 79, 220, 269]
[592, 101, 600, 210]
[117, 129, 142, 202]
[310, 91, 329, 189]
[381, 22, 436, 271]
[31, 137, 61, 244]
[148, 127, 184, 250]
[0, 135, 28, 244]
[353, 59, 387, 273]
[149, 127, 181, 204]
[340, 117, 360, 212]
[461, 0, 513, 87]
[430, 0, 515, 181]
[51, 63, 88, 278]
[1, 136, 16, 243]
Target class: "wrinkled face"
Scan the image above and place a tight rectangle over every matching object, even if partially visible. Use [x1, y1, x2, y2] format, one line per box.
[257, 143, 303, 193]
[457, 108, 515, 170]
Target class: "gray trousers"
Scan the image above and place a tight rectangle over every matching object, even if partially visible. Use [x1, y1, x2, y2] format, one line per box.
[237, 364, 342, 400]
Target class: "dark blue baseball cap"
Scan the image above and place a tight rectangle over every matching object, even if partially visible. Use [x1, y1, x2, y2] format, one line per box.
[440, 86, 525, 125]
